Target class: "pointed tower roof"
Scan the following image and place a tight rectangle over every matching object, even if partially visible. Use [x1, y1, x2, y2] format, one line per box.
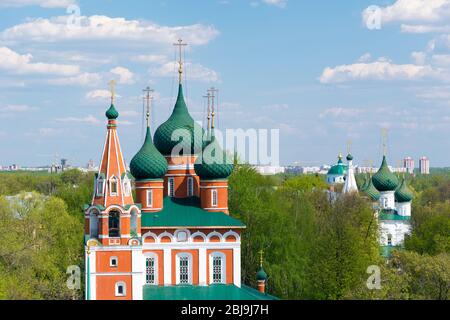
[343, 153, 358, 194]
[363, 178, 381, 201]
[372, 155, 399, 192]
[395, 177, 414, 203]
[92, 85, 134, 208]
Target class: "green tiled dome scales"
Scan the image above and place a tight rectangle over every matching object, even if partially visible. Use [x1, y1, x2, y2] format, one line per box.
[395, 177, 414, 203]
[372, 155, 399, 192]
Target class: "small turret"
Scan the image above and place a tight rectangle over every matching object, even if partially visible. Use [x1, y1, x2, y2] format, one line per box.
[256, 250, 268, 294]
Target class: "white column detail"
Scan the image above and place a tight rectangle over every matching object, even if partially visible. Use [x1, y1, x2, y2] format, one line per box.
[88, 250, 96, 300]
[233, 247, 241, 287]
[163, 248, 172, 285]
[199, 247, 207, 286]
[131, 249, 144, 300]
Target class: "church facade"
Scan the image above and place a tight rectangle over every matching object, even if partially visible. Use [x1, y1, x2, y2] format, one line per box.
[83, 50, 273, 300]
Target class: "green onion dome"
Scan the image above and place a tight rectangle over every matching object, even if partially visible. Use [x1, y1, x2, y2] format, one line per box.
[328, 154, 347, 175]
[372, 156, 399, 192]
[360, 176, 369, 191]
[194, 129, 234, 180]
[346, 153, 353, 161]
[395, 178, 414, 203]
[256, 267, 268, 281]
[154, 84, 203, 156]
[130, 127, 168, 180]
[363, 178, 381, 201]
[105, 104, 119, 120]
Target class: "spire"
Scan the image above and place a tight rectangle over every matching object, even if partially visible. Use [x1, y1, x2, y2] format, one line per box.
[106, 80, 119, 120]
[259, 249, 264, 268]
[256, 249, 268, 294]
[173, 39, 187, 84]
[143, 86, 154, 128]
[343, 149, 358, 194]
[208, 87, 218, 130]
[203, 91, 212, 143]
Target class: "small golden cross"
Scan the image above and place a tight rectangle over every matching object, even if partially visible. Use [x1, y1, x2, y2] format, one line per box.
[109, 79, 116, 104]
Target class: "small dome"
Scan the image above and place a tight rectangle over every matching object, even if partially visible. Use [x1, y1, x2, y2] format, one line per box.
[328, 154, 347, 175]
[154, 84, 203, 156]
[106, 104, 119, 120]
[256, 267, 268, 281]
[395, 178, 414, 203]
[130, 127, 168, 180]
[363, 178, 381, 201]
[372, 156, 399, 192]
[194, 130, 234, 180]
[346, 153, 353, 161]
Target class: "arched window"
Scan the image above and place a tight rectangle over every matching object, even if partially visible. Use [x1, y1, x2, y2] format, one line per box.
[176, 253, 192, 285]
[211, 189, 218, 207]
[145, 254, 158, 285]
[110, 176, 118, 196]
[90, 211, 99, 238]
[209, 252, 226, 284]
[109, 211, 120, 237]
[115, 281, 126, 297]
[96, 178, 104, 196]
[168, 177, 175, 197]
[187, 177, 194, 197]
[110, 256, 118, 267]
[130, 209, 137, 237]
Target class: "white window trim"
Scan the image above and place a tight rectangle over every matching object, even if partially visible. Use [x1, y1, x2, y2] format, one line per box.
[110, 176, 119, 196]
[145, 253, 158, 285]
[147, 189, 153, 208]
[96, 178, 104, 196]
[176, 253, 193, 285]
[168, 177, 175, 197]
[187, 177, 194, 197]
[115, 281, 126, 297]
[110, 256, 118, 267]
[211, 189, 218, 207]
[209, 252, 226, 284]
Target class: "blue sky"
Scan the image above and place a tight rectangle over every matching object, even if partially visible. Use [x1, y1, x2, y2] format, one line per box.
[0, 0, 450, 167]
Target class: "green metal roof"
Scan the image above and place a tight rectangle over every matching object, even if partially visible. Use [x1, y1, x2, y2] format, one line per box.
[154, 84, 204, 155]
[327, 154, 347, 175]
[130, 127, 168, 180]
[105, 104, 119, 120]
[194, 129, 234, 180]
[141, 197, 245, 228]
[395, 178, 414, 203]
[379, 212, 410, 221]
[363, 178, 381, 201]
[372, 156, 399, 192]
[256, 267, 268, 281]
[143, 284, 278, 300]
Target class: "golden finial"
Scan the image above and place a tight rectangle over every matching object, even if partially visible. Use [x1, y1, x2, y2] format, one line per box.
[259, 249, 264, 267]
[381, 127, 389, 156]
[109, 79, 116, 104]
[143, 86, 154, 128]
[173, 39, 188, 84]
[208, 87, 218, 129]
[203, 91, 211, 132]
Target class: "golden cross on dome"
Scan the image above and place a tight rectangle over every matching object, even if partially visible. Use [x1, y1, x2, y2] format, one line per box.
[381, 127, 389, 156]
[259, 249, 264, 267]
[109, 79, 116, 104]
[173, 39, 188, 84]
[142, 86, 154, 127]
[208, 87, 218, 128]
[347, 139, 352, 155]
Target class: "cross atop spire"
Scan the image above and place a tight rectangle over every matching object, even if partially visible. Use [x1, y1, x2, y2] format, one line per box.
[259, 249, 264, 268]
[173, 39, 188, 84]
[203, 91, 212, 134]
[381, 127, 389, 156]
[347, 139, 352, 154]
[109, 79, 116, 104]
[143, 86, 154, 128]
[208, 87, 218, 129]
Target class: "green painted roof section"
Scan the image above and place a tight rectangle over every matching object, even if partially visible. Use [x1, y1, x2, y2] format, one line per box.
[141, 197, 245, 228]
[83, 204, 106, 211]
[256, 267, 268, 281]
[395, 178, 414, 203]
[105, 104, 119, 120]
[328, 154, 347, 175]
[372, 156, 399, 192]
[143, 284, 278, 300]
[363, 178, 381, 201]
[154, 84, 204, 155]
[346, 153, 353, 161]
[379, 212, 410, 221]
[194, 129, 234, 180]
[130, 127, 168, 180]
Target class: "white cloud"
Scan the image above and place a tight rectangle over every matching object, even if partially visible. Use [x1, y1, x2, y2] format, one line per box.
[432, 54, 450, 66]
[319, 107, 364, 119]
[110, 66, 135, 84]
[358, 53, 372, 63]
[319, 58, 443, 84]
[0, 46, 79, 76]
[411, 51, 427, 65]
[0, 0, 76, 8]
[150, 62, 219, 82]
[132, 54, 168, 64]
[48, 72, 101, 86]
[401, 24, 450, 33]
[55, 115, 99, 124]
[85, 89, 118, 100]
[0, 15, 219, 46]
[0, 104, 37, 112]
[262, 0, 287, 8]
